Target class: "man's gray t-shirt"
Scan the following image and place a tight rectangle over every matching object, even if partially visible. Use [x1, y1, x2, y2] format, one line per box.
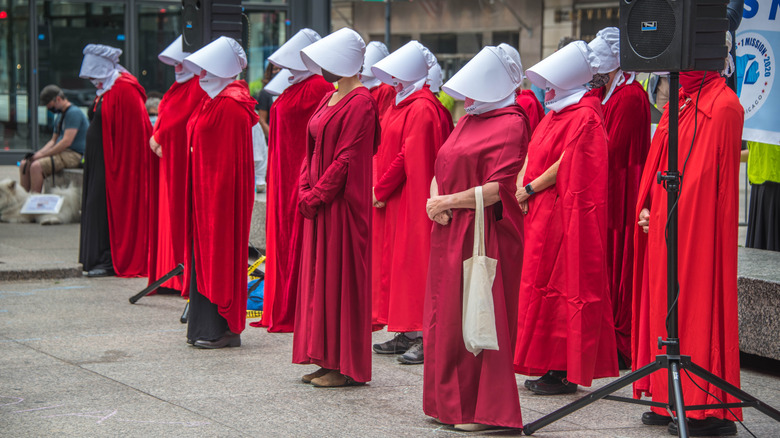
[53, 106, 89, 155]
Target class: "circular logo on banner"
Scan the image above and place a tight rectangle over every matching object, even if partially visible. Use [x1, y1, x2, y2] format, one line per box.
[736, 32, 775, 120]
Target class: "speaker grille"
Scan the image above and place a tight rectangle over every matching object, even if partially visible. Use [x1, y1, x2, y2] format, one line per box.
[627, 0, 676, 58]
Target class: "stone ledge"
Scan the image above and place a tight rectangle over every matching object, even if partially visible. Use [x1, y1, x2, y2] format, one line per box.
[43, 168, 84, 192]
[0, 266, 82, 282]
[738, 247, 780, 361]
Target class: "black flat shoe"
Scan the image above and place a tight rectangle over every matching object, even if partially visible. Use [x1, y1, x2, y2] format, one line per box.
[193, 332, 241, 349]
[642, 411, 672, 426]
[85, 268, 114, 278]
[528, 371, 578, 395]
[668, 417, 737, 436]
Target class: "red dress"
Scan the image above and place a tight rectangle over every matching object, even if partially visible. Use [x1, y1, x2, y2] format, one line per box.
[184, 81, 259, 334]
[372, 87, 450, 332]
[147, 77, 205, 294]
[293, 87, 379, 383]
[632, 76, 743, 421]
[587, 76, 651, 363]
[515, 89, 545, 135]
[424, 105, 528, 428]
[514, 95, 618, 386]
[426, 84, 455, 145]
[101, 73, 152, 277]
[261, 75, 334, 332]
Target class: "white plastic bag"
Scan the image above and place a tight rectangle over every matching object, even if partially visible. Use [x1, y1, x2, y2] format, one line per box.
[462, 186, 499, 356]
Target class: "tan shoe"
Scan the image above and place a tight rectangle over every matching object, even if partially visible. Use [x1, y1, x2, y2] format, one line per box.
[301, 367, 330, 384]
[453, 423, 495, 432]
[310, 370, 365, 388]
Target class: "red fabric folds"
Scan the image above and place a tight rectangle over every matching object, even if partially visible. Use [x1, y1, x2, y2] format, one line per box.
[369, 83, 396, 126]
[632, 76, 743, 421]
[515, 89, 545, 135]
[588, 76, 651, 363]
[424, 105, 528, 428]
[514, 95, 618, 386]
[261, 75, 334, 332]
[184, 81, 259, 335]
[372, 88, 451, 332]
[293, 87, 379, 383]
[148, 77, 206, 294]
[100, 73, 152, 278]
[426, 85, 455, 144]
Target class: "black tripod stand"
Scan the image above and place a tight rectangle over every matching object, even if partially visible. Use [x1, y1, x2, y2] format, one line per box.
[523, 73, 780, 437]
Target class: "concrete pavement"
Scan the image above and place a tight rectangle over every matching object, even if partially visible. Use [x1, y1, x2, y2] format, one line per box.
[1, 166, 779, 437]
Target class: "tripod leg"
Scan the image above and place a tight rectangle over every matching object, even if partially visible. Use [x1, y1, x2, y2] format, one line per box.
[129, 264, 185, 304]
[669, 360, 689, 437]
[523, 359, 663, 435]
[684, 360, 780, 422]
[180, 300, 190, 324]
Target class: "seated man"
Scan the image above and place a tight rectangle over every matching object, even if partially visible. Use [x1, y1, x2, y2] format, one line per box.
[20, 85, 88, 193]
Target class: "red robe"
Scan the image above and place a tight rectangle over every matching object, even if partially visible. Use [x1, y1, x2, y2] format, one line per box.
[515, 89, 545, 135]
[514, 95, 618, 386]
[101, 73, 152, 277]
[372, 88, 450, 332]
[424, 105, 528, 428]
[587, 76, 651, 363]
[369, 83, 396, 127]
[184, 81, 259, 334]
[632, 76, 743, 421]
[147, 77, 206, 294]
[293, 87, 379, 383]
[261, 75, 334, 332]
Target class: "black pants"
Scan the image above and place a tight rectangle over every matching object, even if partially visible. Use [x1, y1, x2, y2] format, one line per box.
[186, 253, 228, 342]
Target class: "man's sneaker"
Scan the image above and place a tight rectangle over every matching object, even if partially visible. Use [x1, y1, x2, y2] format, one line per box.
[397, 338, 423, 364]
[373, 333, 414, 354]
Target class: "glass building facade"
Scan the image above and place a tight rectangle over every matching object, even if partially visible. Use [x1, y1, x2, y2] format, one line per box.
[0, 0, 295, 162]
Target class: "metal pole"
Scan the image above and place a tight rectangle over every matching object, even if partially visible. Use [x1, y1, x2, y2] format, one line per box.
[29, 0, 39, 151]
[384, 0, 391, 50]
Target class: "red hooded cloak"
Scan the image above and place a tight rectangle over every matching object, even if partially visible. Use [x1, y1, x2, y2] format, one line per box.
[184, 81, 259, 335]
[514, 95, 618, 386]
[372, 87, 450, 332]
[260, 75, 334, 332]
[147, 77, 206, 294]
[100, 73, 152, 277]
[587, 75, 651, 363]
[632, 75, 743, 421]
[515, 89, 545, 135]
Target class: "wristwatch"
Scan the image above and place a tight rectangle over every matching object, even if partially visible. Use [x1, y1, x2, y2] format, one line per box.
[524, 183, 535, 196]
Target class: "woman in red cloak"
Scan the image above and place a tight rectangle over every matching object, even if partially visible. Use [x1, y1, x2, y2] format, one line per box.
[369, 41, 450, 365]
[514, 41, 618, 394]
[78, 44, 151, 278]
[632, 71, 743, 436]
[423, 44, 528, 432]
[147, 35, 206, 295]
[587, 27, 651, 368]
[293, 28, 379, 387]
[259, 28, 334, 333]
[180, 37, 259, 348]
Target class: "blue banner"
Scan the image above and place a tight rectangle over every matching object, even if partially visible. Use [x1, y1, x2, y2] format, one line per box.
[736, 0, 780, 144]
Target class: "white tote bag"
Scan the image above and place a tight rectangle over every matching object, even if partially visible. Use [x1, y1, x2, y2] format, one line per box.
[462, 186, 499, 356]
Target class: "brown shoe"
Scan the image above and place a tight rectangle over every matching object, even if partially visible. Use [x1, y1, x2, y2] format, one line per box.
[310, 370, 366, 388]
[301, 367, 331, 384]
[453, 423, 495, 432]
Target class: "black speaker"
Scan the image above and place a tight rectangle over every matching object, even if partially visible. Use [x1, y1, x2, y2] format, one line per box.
[182, 0, 243, 52]
[620, 0, 729, 72]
